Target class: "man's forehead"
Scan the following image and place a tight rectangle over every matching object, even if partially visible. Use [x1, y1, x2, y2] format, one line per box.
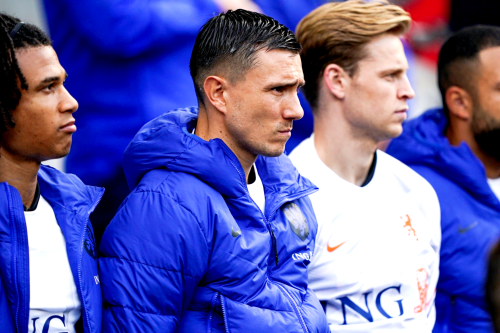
[16, 46, 65, 82]
[479, 46, 500, 71]
[358, 35, 407, 69]
[252, 49, 304, 79]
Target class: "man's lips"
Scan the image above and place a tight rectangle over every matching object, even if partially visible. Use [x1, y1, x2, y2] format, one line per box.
[278, 128, 292, 136]
[60, 120, 77, 133]
[395, 108, 408, 120]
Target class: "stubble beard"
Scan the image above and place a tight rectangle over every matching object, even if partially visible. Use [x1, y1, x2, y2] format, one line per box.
[471, 105, 500, 162]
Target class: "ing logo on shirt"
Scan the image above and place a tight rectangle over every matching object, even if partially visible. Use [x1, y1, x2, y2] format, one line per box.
[282, 202, 309, 241]
[401, 214, 418, 241]
[84, 225, 96, 260]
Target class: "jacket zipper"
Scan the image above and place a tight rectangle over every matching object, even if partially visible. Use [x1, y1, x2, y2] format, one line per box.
[248, 187, 318, 267]
[442, 295, 455, 333]
[7, 185, 30, 333]
[77, 193, 104, 333]
[221, 140, 317, 268]
[219, 294, 230, 333]
[271, 280, 309, 333]
[207, 292, 218, 333]
[269, 226, 279, 265]
[265, 188, 318, 267]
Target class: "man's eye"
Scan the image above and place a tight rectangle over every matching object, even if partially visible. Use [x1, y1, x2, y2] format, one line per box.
[385, 74, 396, 81]
[44, 83, 55, 91]
[272, 86, 285, 93]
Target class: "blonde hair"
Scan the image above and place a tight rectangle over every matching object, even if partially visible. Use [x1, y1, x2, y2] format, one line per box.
[296, 0, 411, 109]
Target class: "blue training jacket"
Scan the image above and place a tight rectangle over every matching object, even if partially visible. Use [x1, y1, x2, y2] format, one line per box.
[0, 165, 104, 333]
[99, 107, 328, 332]
[387, 109, 500, 333]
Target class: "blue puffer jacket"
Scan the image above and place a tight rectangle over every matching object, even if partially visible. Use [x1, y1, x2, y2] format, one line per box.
[387, 109, 500, 333]
[0, 165, 104, 333]
[99, 107, 328, 332]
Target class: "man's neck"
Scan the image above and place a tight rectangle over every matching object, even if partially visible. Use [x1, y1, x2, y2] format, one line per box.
[313, 109, 377, 186]
[447, 124, 500, 179]
[0, 148, 40, 208]
[195, 106, 256, 183]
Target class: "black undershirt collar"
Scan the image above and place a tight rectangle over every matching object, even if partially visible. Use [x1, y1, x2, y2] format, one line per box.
[248, 165, 257, 185]
[23, 182, 41, 212]
[361, 152, 377, 187]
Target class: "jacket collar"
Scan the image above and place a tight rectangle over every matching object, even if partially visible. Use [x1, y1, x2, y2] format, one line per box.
[37, 165, 104, 218]
[389, 108, 500, 209]
[123, 107, 316, 201]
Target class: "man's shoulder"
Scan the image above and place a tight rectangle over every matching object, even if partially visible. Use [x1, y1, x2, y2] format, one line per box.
[131, 167, 226, 209]
[381, 150, 457, 198]
[288, 137, 321, 174]
[289, 136, 314, 160]
[376, 150, 437, 197]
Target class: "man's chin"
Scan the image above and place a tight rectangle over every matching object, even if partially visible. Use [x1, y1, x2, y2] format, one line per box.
[475, 128, 500, 162]
[257, 145, 285, 158]
[36, 147, 71, 163]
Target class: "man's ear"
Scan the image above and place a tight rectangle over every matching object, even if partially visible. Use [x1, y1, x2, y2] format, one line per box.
[203, 76, 228, 114]
[323, 63, 347, 100]
[445, 86, 473, 121]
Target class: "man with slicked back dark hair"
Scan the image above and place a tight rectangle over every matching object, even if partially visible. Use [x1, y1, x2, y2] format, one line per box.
[190, 9, 301, 104]
[388, 25, 500, 333]
[0, 12, 103, 333]
[99, 9, 328, 333]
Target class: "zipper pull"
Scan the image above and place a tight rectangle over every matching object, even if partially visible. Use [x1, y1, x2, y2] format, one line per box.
[270, 227, 279, 265]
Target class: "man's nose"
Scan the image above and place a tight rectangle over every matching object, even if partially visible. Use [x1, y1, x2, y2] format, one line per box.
[60, 85, 79, 113]
[399, 74, 415, 100]
[284, 92, 304, 121]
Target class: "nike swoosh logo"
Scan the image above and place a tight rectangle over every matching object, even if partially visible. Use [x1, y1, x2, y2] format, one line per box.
[327, 241, 345, 252]
[458, 221, 478, 234]
[232, 227, 241, 238]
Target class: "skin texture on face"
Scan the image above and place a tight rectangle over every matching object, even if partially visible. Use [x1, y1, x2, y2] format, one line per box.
[223, 49, 304, 160]
[0, 46, 78, 163]
[342, 33, 415, 142]
[471, 46, 500, 161]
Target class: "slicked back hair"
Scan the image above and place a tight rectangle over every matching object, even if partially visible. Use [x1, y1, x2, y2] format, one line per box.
[0, 12, 51, 139]
[438, 25, 500, 117]
[296, 0, 411, 111]
[190, 9, 301, 105]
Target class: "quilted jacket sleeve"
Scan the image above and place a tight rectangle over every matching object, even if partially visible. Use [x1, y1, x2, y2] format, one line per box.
[98, 190, 210, 331]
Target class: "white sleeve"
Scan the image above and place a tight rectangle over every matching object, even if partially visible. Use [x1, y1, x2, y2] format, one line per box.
[424, 185, 441, 329]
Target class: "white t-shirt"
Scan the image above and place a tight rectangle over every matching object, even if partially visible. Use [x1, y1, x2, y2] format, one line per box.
[248, 165, 265, 212]
[488, 177, 500, 201]
[289, 136, 441, 333]
[25, 195, 81, 333]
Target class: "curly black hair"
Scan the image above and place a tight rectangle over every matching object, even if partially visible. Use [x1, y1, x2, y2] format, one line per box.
[0, 12, 51, 138]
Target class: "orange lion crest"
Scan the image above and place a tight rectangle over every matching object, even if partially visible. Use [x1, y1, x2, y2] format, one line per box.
[402, 214, 418, 241]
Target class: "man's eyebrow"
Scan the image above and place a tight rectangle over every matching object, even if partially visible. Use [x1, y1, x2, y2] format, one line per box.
[379, 67, 406, 76]
[267, 79, 305, 88]
[35, 73, 68, 90]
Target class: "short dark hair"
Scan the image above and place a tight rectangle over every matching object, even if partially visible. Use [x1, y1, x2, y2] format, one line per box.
[189, 9, 301, 105]
[0, 12, 51, 138]
[438, 25, 500, 116]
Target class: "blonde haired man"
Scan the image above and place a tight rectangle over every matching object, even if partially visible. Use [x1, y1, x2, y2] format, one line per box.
[289, 1, 441, 332]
